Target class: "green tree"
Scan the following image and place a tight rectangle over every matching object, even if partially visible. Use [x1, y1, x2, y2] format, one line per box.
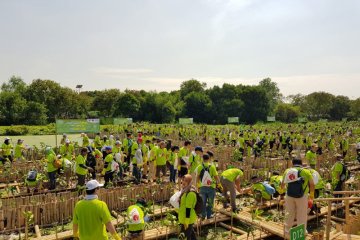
[258, 78, 282, 114]
[183, 91, 212, 123]
[1, 76, 27, 94]
[329, 96, 350, 120]
[238, 86, 270, 124]
[24, 79, 64, 121]
[180, 79, 206, 99]
[90, 89, 121, 117]
[301, 92, 335, 120]
[22, 101, 48, 125]
[0, 92, 26, 125]
[113, 93, 140, 118]
[275, 103, 300, 123]
[350, 98, 360, 119]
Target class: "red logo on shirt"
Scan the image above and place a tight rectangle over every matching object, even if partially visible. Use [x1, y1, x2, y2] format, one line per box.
[133, 215, 139, 221]
[289, 174, 295, 181]
[207, 180, 212, 185]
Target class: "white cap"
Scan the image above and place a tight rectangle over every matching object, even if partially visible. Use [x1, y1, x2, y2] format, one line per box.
[115, 140, 122, 145]
[86, 180, 103, 190]
[4, 137, 10, 140]
[65, 139, 70, 144]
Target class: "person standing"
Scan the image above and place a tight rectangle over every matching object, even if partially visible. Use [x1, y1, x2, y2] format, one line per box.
[75, 147, 93, 187]
[220, 168, 243, 212]
[1, 137, 13, 163]
[331, 154, 348, 205]
[189, 146, 203, 185]
[155, 141, 168, 183]
[73, 180, 121, 240]
[103, 146, 115, 188]
[14, 139, 25, 162]
[196, 154, 219, 219]
[282, 158, 314, 236]
[60, 139, 75, 160]
[168, 146, 180, 183]
[179, 174, 197, 240]
[305, 144, 318, 169]
[45, 147, 57, 190]
[81, 133, 90, 147]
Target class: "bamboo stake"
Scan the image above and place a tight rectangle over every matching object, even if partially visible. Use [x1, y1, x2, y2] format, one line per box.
[326, 201, 332, 240]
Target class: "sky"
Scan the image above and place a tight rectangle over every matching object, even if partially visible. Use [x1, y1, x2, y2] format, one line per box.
[0, 0, 359, 98]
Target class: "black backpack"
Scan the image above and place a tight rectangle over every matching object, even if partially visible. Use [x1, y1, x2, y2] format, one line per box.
[181, 189, 203, 217]
[340, 163, 350, 182]
[286, 169, 306, 198]
[191, 190, 203, 216]
[27, 170, 37, 182]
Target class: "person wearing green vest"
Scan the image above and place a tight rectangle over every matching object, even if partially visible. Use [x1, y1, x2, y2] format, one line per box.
[305, 144, 318, 169]
[126, 198, 146, 240]
[196, 154, 219, 219]
[103, 146, 115, 188]
[306, 166, 324, 214]
[340, 137, 349, 158]
[25, 170, 42, 193]
[81, 133, 90, 147]
[168, 145, 179, 183]
[46, 147, 58, 190]
[189, 146, 203, 186]
[122, 132, 133, 166]
[14, 139, 25, 162]
[251, 176, 273, 206]
[1, 137, 13, 163]
[155, 141, 168, 182]
[73, 180, 121, 240]
[178, 174, 197, 240]
[60, 139, 75, 160]
[282, 158, 314, 236]
[75, 148, 93, 187]
[269, 171, 285, 199]
[220, 168, 243, 212]
[94, 133, 102, 150]
[331, 154, 347, 205]
[141, 140, 151, 180]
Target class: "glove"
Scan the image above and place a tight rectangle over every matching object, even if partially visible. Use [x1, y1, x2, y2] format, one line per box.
[73, 231, 79, 239]
[183, 223, 189, 230]
[216, 183, 223, 192]
[101, 169, 106, 175]
[309, 192, 315, 200]
[308, 199, 313, 209]
[112, 233, 121, 240]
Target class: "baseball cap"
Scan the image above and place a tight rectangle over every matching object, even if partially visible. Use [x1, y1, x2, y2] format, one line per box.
[65, 139, 70, 144]
[115, 140, 122, 145]
[4, 137, 10, 140]
[17, 139, 24, 143]
[86, 180, 103, 190]
[105, 146, 112, 151]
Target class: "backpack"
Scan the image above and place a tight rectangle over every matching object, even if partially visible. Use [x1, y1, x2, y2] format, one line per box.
[199, 164, 212, 187]
[191, 190, 203, 216]
[262, 181, 276, 195]
[181, 190, 203, 216]
[284, 168, 306, 198]
[27, 170, 37, 182]
[340, 163, 350, 182]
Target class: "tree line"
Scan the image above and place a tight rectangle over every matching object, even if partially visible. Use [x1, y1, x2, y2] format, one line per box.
[0, 76, 359, 125]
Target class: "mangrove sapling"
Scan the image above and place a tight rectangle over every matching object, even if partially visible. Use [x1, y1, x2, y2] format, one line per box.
[23, 211, 34, 240]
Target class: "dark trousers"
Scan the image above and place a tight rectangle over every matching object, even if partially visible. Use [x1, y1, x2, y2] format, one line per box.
[180, 224, 196, 240]
[104, 171, 114, 187]
[77, 174, 86, 187]
[169, 165, 177, 183]
[48, 171, 57, 190]
[132, 165, 142, 184]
